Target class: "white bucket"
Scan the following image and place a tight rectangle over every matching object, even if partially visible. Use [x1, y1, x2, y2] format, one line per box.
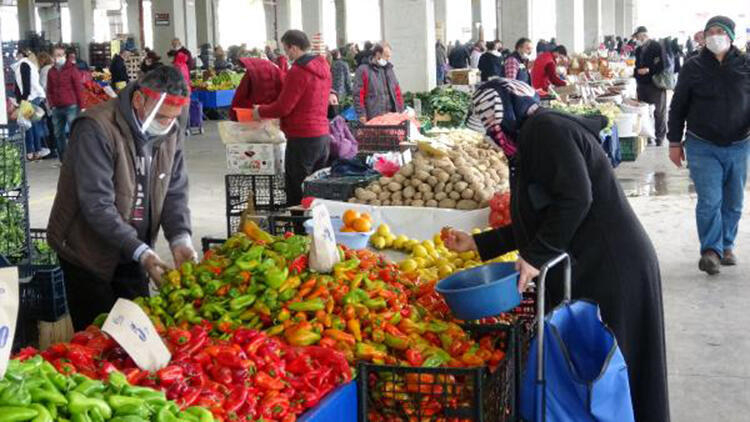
[616, 113, 640, 137]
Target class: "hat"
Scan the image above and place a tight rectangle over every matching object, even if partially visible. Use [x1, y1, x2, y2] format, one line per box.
[632, 26, 648, 37]
[704, 15, 735, 41]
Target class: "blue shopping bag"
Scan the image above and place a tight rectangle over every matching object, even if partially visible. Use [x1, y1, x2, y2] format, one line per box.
[519, 254, 634, 422]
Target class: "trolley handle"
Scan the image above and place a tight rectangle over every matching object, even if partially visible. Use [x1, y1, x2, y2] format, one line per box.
[534, 252, 572, 422]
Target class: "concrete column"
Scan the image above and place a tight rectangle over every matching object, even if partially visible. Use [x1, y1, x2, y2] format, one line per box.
[495, 0, 502, 40]
[126, 0, 142, 48]
[0, 30, 6, 125]
[335, 0, 347, 47]
[556, 0, 584, 52]
[152, 0, 190, 57]
[17, 0, 36, 39]
[264, 1, 276, 44]
[601, 0, 615, 37]
[583, 0, 601, 50]
[472, 0, 496, 41]
[623, 0, 635, 37]
[69, 0, 94, 62]
[301, 0, 324, 36]
[500, 0, 532, 48]
[614, 0, 625, 37]
[276, 0, 298, 36]
[471, 0, 482, 40]
[434, 0, 447, 43]
[381, 0, 435, 92]
[38, 6, 62, 43]
[196, 0, 217, 47]
[185, 0, 198, 53]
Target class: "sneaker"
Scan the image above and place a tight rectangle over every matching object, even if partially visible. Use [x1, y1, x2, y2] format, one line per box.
[698, 251, 721, 275]
[721, 250, 737, 266]
[38, 148, 51, 158]
[26, 153, 35, 161]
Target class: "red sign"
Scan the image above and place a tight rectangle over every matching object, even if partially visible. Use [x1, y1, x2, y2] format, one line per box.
[154, 13, 170, 26]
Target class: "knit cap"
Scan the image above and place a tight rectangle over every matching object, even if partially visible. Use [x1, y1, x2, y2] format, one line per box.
[705, 16, 735, 41]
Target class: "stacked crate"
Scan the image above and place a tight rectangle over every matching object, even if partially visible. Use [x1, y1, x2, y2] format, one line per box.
[89, 43, 112, 69]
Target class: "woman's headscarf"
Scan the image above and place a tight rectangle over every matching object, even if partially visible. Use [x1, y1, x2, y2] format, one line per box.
[471, 78, 540, 158]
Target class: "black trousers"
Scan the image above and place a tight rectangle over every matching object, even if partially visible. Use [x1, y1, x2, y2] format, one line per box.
[637, 82, 667, 144]
[284, 136, 330, 206]
[61, 258, 149, 331]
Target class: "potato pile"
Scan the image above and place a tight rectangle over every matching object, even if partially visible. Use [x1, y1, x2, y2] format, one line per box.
[350, 142, 509, 209]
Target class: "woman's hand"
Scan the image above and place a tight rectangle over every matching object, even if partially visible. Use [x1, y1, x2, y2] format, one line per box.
[516, 257, 540, 293]
[440, 227, 477, 253]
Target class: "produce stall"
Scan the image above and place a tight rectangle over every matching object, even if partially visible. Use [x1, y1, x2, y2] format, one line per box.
[191, 70, 243, 110]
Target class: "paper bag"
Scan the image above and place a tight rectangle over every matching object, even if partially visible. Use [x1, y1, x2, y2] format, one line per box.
[308, 204, 340, 273]
[0, 268, 19, 377]
[102, 299, 171, 371]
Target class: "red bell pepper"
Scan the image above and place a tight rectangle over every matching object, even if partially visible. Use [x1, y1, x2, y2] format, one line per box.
[255, 371, 285, 390]
[157, 364, 185, 386]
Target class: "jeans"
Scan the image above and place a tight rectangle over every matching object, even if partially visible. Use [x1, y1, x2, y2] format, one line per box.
[685, 135, 750, 257]
[51, 105, 78, 161]
[437, 64, 445, 86]
[24, 121, 44, 154]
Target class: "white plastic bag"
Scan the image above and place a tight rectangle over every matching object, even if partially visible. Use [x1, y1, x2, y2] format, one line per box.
[218, 120, 286, 144]
[620, 102, 654, 139]
[308, 204, 341, 273]
[0, 268, 19, 377]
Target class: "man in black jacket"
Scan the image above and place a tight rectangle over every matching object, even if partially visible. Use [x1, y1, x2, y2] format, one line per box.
[633, 26, 667, 146]
[667, 16, 750, 275]
[477, 41, 504, 81]
[448, 40, 470, 69]
[109, 48, 132, 91]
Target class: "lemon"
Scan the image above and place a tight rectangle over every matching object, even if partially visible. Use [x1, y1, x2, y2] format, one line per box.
[471, 228, 482, 235]
[370, 235, 386, 250]
[400, 259, 418, 272]
[414, 257, 428, 268]
[413, 245, 428, 258]
[459, 251, 477, 261]
[394, 235, 408, 249]
[377, 224, 391, 237]
[433, 234, 443, 246]
[422, 240, 435, 251]
[438, 264, 454, 278]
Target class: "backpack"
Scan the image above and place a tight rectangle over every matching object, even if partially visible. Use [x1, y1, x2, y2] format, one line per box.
[652, 44, 677, 90]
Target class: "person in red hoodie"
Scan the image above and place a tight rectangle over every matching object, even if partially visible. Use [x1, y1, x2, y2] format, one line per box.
[531, 45, 568, 92]
[46, 45, 83, 161]
[254, 30, 332, 206]
[173, 52, 191, 94]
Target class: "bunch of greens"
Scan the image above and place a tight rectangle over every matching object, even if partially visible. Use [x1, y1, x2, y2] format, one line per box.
[0, 196, 27, 260]
[0, 141, 23, 192]
[428, 87, 472, 127]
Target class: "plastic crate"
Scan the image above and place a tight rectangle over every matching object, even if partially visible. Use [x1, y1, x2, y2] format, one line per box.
[267, 214, 310, 236]
[299, 381, 357, 422]
[303, 174, 379, 201]
[192, 90, 236, 109]
[347, 121, 409, 154]
[0, 128, 26, 193]
[12, 310, 39, 353]
[201, 237, 227, 254]
[358, 323, 516, 422]
[0, 190, 31, 267]
[620, 136, 644, 161]
[30, 229, 58, 265]
[225, 174, 287, 235]
[18, 264, 68, 322]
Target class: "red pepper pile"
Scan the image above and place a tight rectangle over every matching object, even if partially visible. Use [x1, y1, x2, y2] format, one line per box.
[29, 323, 351, 422]
[489, 191, 512, 229]
[82, 80, 112, 109]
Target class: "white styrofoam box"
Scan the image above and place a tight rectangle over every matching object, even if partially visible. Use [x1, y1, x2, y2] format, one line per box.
[226, 142, 286, 175]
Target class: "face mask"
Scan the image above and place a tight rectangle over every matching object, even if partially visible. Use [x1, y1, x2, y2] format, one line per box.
[137, 91, 176, 138]
[705, 35, 730, 55]
[377, 58, 387, 66]
[55, 57, 66, 67]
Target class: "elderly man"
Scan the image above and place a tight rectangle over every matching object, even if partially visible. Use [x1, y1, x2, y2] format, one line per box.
[48, 66, 196, 330]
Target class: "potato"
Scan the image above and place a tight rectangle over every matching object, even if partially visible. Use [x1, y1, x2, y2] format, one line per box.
[414, 192, 423, 200]
[454, 181, 468, 192]
[370, 184, 382, 194]
[444, 182, 454, 193]
[438, 198, 457, 208]
[348, 198, 357, 203]
[415, 170, 430, 181]
[423, 191, 434, 201]
[401, 163, 415, 177]
[461, 189, 475, 200]
[369, 199, 382, 206]
[403, 186, 416, 198]
[449, 191, 461, 200]
[392, 199, 403, 206]
[378, 191, 391, 201]
[411, 178, 423, 188]
[425, 199, 438, 207]
[418, 183, 432, 193]
[381, 199, 391, 206]
[426, 175, 438, 187]
[435, 182, 446, 194]
[391, 191, 403, 201]
[411, 199, 425, 207]
[355, 187, 373, 200]
[450, 173, 463, 183]
[379, 176, 391, 186]
[388, 182, 403, 192]
[456, 199, 479, 210]
[436, 171, 450, 183]
[434, 192, 447, 201]
[393, 173, 406, 183]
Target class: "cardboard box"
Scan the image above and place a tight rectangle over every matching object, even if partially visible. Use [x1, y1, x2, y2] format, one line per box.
[226, 143, 285, 175]
[448, 69, 480, 85]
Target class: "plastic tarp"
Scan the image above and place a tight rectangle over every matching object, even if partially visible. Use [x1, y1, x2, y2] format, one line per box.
[312, 199, 490, 241]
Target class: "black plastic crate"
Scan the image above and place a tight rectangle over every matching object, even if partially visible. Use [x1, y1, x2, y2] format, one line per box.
[267, 214, 310, 236]
[0, 128, 26, 193]
[18, 264, 68, 322]
[12, 310, 39, 353]
[358, 323, 516, 422]
[225, 213, 272, 238]
[30, 229, 58, 265]
[201, 237, 227, 254]
[347, 121, 409, 154]
[303, 174, 379, 201]
[226, 174, 287, 221]
[0, 190, 31, 266]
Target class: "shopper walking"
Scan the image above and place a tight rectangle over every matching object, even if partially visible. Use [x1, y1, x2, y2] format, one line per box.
[449, 77, 670, 422]
[172, 51, 191, 93]
[477, 41, 503, 82]
[168, 38, 194, 69]
[12, 49, 49, 161]
[37, 52, 53, 91]
[140, 50, 163, 74]
[504, 38, 533, 84]
[355, 41, 374, 67]
[331, 49, 352, 98]
[448, 40, 470, 69]
[531, 45, 568, 91]
[353, 44, 404, 122]
[46, 46, 84, 162]
[47, 66, 194, 331]
[667, 16, 750, 275]
[633, 26, 667, 146]
[435, 40, 448, 85]
[254, 30, 332, 206]
[110, 47, 132, 91]
[686, 31, 705, 61]
[469, 41, 484, 69]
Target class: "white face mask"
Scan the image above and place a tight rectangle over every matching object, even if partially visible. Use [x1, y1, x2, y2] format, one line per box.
[137, 91, 177, 138]
[55, 57, 66, 67]
[377, 58, 387, 67]
[705, 35, 730, 55]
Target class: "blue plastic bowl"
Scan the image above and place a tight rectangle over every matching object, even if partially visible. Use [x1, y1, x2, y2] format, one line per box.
[304, 217, 374, 250]
[435, 262, 521, 320]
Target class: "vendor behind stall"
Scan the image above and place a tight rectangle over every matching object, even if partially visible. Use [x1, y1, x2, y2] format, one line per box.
[447, 78, 670, 422]
[531, 45, 568, 91]
[252, 30, 332, 206]
[353, 44, 404, 122]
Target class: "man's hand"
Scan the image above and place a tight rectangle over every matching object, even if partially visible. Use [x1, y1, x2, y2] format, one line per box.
[516, 257, 540, 293]
[359, 116, 367, 124]
[140, 250, 171, 287]
[172, 243, 198, 269]
[440, 227, 478, 253]
[669, 145, 685, 168]
[252, 106, 261, 121]
[328, 93, 339, 105]
[636, 68, 650, 75]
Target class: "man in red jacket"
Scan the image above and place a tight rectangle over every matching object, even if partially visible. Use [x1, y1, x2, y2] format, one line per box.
[46, 45, 84, 161]
[254, 30, 332, 206]
[531, 45, 568, 91]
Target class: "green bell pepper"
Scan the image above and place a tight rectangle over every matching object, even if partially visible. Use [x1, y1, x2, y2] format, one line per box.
[185, 406, 214, 422]
[229, 294, 256, 310]
[68, 391, 112, 419]
[288, 298, 325, 312]
[0, 407, 39, 421]
[0, 382, 32, 406]
[264, 267, 288, 290]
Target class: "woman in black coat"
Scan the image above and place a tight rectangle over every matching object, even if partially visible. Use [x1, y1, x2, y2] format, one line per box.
[447, 78, 670, 422]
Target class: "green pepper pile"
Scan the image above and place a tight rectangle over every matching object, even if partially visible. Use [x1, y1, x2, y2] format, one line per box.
[1, 356, 214, 422]
[0, 141, 23, 192]
[0, 196, 27, 260]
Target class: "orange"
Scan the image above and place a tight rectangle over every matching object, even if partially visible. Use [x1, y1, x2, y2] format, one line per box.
[341, 226, 356, 233]
[342, 209, 360, 226]
[360, 212, 372, 222]
[352, 218, 372, 233]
